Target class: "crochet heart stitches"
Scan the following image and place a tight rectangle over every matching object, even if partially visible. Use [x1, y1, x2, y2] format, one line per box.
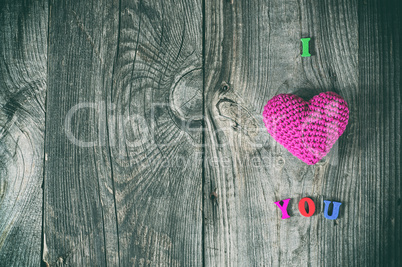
[262, 92, 349, 165]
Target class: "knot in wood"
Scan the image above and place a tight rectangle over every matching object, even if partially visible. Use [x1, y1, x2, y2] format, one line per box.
[209, 190, 218, 201]
[220, 82, 230, 92]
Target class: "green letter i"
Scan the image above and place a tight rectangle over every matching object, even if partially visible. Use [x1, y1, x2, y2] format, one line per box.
[301, 38, 311, 57]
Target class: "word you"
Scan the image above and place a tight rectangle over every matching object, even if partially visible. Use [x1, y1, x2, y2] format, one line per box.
[275, 198, 342, 220]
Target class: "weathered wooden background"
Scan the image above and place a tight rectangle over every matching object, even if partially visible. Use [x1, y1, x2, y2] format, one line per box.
[0, 0, 401, 266]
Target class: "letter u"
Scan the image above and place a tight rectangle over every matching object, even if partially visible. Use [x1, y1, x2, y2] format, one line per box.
[323, 200, 342, 220]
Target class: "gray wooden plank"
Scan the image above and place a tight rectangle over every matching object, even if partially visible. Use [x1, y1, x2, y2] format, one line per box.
[358, 0, 401, 266]
[43, 0, 120, 265]
[44, 0, 203, 266]
[203, 0, 310, 265]
[108, 0, 203, 265]
[0, 1, 47, 266]
[298, 0, 360, 266]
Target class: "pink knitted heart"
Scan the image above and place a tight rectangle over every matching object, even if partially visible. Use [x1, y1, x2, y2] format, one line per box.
[262, 92, 349, 165]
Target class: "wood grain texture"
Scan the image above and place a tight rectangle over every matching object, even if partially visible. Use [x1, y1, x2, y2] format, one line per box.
[203, 0, 400, 266]
[44, 0, 203, 266]
[0, 0, 400, 266]
[0, 1, 47, 266]
[108, 0, 203, 265]
[44, 0, 121, 265]
[358, 0, 401, 266]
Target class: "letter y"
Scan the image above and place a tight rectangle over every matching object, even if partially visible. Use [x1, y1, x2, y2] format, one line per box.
[274, 198, 291, 219]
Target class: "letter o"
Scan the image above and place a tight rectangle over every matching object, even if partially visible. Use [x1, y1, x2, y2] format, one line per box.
[298, 197, 315, 217]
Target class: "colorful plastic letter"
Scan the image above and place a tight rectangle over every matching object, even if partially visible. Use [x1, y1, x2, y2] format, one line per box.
[323, 200, 342, 220]
[298, 197, 315, 217]
[274, 198, 291, 219]
[301, 38, 311, 57]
